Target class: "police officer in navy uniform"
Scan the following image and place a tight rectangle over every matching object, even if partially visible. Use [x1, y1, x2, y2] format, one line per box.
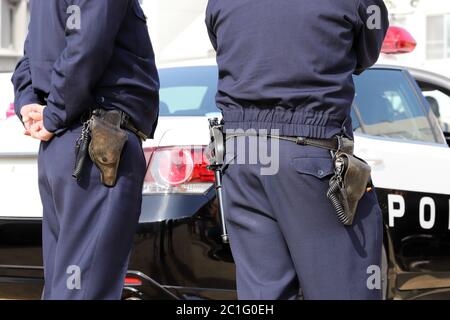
[12, 0, 159, 300]
[206, 0, 389, 299]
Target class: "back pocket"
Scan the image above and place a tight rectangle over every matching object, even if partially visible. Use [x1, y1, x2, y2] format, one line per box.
[291, 157, 334, 179]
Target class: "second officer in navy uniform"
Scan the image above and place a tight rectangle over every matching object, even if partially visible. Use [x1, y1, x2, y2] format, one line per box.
[206, 0, 389, 299]
[12, 0, 159, 299]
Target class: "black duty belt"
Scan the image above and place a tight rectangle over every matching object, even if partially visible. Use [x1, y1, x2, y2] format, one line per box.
[226, 133, 341, 152]
[92, 108, 148, 141]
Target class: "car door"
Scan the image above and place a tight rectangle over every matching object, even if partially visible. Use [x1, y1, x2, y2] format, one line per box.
[352, 67, 450, 299]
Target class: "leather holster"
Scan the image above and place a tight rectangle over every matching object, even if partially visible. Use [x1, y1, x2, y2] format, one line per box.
[88, 110, 128, 187]
[327, 140, 372, 226]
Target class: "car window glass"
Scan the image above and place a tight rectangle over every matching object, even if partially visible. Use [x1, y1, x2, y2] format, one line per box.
[159, 67, 218, 116]
[422, 89, 450, 133]
[159, 66, 441, 145]
[352, 69, 438, 143]
[350, 107, 361, 131]
[160, 86, 209, 114]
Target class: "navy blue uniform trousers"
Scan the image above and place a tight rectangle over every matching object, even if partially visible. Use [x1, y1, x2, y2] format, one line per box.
[223, 136, 382, 300]
[38, 125, 146, 300]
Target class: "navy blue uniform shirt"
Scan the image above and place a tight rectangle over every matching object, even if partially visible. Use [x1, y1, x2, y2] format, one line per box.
[206, 0, 389, 138]
[12, 0, 159, 138]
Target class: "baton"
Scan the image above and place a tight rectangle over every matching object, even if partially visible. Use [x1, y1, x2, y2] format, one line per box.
[207, 118, 229, 244]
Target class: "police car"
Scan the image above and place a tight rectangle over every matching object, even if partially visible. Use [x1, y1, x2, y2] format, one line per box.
[0, 27, 450, 300]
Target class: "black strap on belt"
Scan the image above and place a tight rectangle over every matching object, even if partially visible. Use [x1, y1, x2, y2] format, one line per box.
[280, 136, 339, 151]
[119, 112, 148, 141]
[226, 133, 340, 152]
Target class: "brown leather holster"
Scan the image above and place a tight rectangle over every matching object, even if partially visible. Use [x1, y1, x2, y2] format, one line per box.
[88, 110, 128, 187]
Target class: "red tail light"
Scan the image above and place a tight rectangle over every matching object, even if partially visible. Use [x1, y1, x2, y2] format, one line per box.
[6, 103, 15, 119]
[382, 26, 417, 54]
[142, 146, 215, 194]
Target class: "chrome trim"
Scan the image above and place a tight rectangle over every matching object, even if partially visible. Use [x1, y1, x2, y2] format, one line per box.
[0, 217, 42, 221]
[0, 152, 37, 158]
[398, 272, 450, 291]
[354, 132, 449, 148]
[0, 265, 43, 271]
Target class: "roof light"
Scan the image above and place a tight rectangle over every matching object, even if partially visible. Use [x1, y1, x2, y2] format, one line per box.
[381, 26, 417, 54]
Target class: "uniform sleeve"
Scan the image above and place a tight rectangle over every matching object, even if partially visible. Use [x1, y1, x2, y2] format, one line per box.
[353, 0, 389, 75]
[205, 0, 218, 51]
[11, 34, 43, 122]
[43, 0, 131, 133]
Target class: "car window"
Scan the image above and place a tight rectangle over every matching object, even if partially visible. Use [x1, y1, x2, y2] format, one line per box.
[159, 67, 218, 116]
[159, 66, 442, 144]
[160, 86, 209, 114]
[421, 88, 450, 133]
[352, 69, 439, 143]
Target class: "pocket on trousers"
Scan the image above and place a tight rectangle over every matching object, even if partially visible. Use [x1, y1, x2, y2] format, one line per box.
[291, 157, 334, 179]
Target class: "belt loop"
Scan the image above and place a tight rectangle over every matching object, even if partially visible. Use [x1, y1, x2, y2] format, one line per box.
[341, 116, 354, 140]
[337, 135, 343, 153]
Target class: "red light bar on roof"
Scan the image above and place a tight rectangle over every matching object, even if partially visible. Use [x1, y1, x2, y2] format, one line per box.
[382, 26, 417, 54]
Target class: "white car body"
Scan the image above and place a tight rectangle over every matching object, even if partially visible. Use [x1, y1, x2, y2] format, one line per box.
[0, 72, 14, 121]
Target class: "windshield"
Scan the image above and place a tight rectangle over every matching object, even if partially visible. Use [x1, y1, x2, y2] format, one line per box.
[159, 66, 442, 144]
